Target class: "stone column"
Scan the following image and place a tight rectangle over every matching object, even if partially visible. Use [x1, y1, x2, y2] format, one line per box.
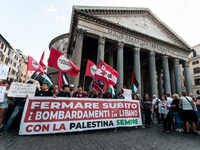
[108, 52, 114, 67]
[170, 65, 176, 94]
[162, 55, 171, 95]
[183, 61, 193, 94]
[70, 28, 85, 91]
[149, 51, 158, 98]
[96, 36, 105, 64]
[133, 47, 141, 95]
[157, 70, 163, 98]
[116, 42, 124, 91]
[173, 59, 182, 96]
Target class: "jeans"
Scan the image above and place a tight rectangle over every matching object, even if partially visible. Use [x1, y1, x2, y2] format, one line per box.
[3, 106, 23, 131]
[144, 109, 151, 126]
[155, 108, 161, 124]
[173, 111, 183, 128]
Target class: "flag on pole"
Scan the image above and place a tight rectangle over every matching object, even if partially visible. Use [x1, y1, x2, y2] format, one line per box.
[93, 78, 104, 93]
[105, 84, 115, 98]
[94, 66, 108, 82]
[31, 71, 52, 86]
[58, 71, 69, 88]
[48, 47, 80, 77]
[97, 59, 118, 86]
[39, 51, 47, 70]
[27, 56, 44, 74]
[85, 60, 97, 78]
[131, 70, 139, 95]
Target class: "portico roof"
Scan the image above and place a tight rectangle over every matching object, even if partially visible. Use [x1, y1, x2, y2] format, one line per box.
[68, 6, 193, 54]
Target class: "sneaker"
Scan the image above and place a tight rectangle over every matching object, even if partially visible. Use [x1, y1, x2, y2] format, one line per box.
[176, 129, 182, 132]
[135, 126, 138, 129]
[0, 130, 7, 136]
[140, 126, 145, 128]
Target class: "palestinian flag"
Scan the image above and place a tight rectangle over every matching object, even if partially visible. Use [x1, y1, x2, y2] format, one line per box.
[105, 84, 115, 98]
[131, 70, 139, 95]
[31, 71, 53, 86]
[58, 71, 69, 88]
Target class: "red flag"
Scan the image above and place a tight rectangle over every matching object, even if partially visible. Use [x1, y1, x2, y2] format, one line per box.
[39, 51, 46, 70]
[85, 60, 97, 78]
[94, 66, 108, 82]
[48, 47, 80, 77]
[27, 56, 44, 74]
[98, 59, 118, 86]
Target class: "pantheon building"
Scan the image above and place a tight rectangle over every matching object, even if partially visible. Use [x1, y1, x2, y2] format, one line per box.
[47, 6, 193, 98]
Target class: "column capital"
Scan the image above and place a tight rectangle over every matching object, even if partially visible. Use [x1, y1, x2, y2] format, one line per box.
[74, 27, 86, 39]
[133, 47, 141, 54]
[183, 61, 189, 67]
[173, 58, 180, 65]
[162, 55, 169, 62]
[98, 36, 105, 45]
[149, 51, 155, 57]
[117, 42, 124, 50]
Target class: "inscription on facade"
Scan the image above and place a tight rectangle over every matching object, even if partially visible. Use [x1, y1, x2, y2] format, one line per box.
[107, 30, 177, 55]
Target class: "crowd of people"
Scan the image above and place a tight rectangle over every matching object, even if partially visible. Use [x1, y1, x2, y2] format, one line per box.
[0, 79, 200, 135]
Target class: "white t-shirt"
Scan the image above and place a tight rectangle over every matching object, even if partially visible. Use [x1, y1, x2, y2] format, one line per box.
[180, 96, 193, 110]
[167, 97, 173, 105]
[152, 98, 160, 109]
[3, 90, 9, 102]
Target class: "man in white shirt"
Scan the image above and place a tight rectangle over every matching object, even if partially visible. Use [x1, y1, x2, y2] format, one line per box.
[152, 95, 161, 125]
[166, 93, 173, 105]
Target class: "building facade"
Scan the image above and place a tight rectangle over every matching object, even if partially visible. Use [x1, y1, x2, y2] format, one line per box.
[48, 6, 193, 97]
[0, 34, 22, 82]
[181, 43, 200, 98]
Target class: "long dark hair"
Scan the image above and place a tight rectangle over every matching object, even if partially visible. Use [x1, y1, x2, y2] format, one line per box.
[161, 95, 167, 101]
[143, 93, 149, 101]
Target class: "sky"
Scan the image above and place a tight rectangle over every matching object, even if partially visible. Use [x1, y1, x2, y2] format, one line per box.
[0, 0, 200, 66]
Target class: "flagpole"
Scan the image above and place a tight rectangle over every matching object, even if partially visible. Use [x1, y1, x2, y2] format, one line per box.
[83, 75, 86, 91]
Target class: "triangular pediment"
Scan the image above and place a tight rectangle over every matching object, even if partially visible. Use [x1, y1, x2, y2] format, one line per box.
[73, 6, 192, 50]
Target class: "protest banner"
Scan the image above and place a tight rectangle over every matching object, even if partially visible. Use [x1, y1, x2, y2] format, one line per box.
[123, 89, 132, 100]
[0, 64, 9, 80]
[19, 98, 142, 135]
[8, 82, 36, 98]
[0, 86, 6, 102]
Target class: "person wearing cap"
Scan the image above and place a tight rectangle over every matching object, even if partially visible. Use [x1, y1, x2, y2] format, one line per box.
[69, 84, 75, 97]
[0, 81, 34, 135]
[57, 85, 71, 97]
[114, 88, 124, 99]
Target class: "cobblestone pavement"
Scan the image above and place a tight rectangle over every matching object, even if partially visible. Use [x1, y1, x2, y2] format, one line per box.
[0, 125, 200, 150]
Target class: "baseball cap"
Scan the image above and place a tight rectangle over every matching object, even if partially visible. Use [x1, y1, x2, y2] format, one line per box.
[70, 84, 74, 88]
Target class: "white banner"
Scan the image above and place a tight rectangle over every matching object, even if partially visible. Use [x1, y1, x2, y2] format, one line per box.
[8, 82, 36, 98]
[0, 86, 6, 102]
[123, 89, 132, 100]
[19, 98, 142, 135]
[0, 64, 9, 80]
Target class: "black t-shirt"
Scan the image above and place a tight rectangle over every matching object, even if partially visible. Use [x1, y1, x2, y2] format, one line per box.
[143, 99, 152, 110]
[35, 90, 53, 96]
[171, 99, 181, 112]
[57, 91, 71, 97]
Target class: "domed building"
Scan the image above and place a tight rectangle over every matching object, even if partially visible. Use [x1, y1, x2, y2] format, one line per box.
[47, 33, 69, 85]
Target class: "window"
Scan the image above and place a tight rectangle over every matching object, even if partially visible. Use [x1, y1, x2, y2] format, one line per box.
[195, 79, 200, 85]
[1, 43, 4, 50]
[13, 62, 16, 67]
[9, 50, 14, 57]
[9, 58, 12, 64]
[193, 67, 200, 74]
[197, 90, 200, 94]
[63, 48, 65, 51]
[4, 46, 7, 52]
[9, 68, 11, 72]
[192, 60, 199, 65]
[193, 51, 197, 57]
[14, 55, 18, 60]
[11, 69, 16, 75]
[5, 57, 9, 64]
